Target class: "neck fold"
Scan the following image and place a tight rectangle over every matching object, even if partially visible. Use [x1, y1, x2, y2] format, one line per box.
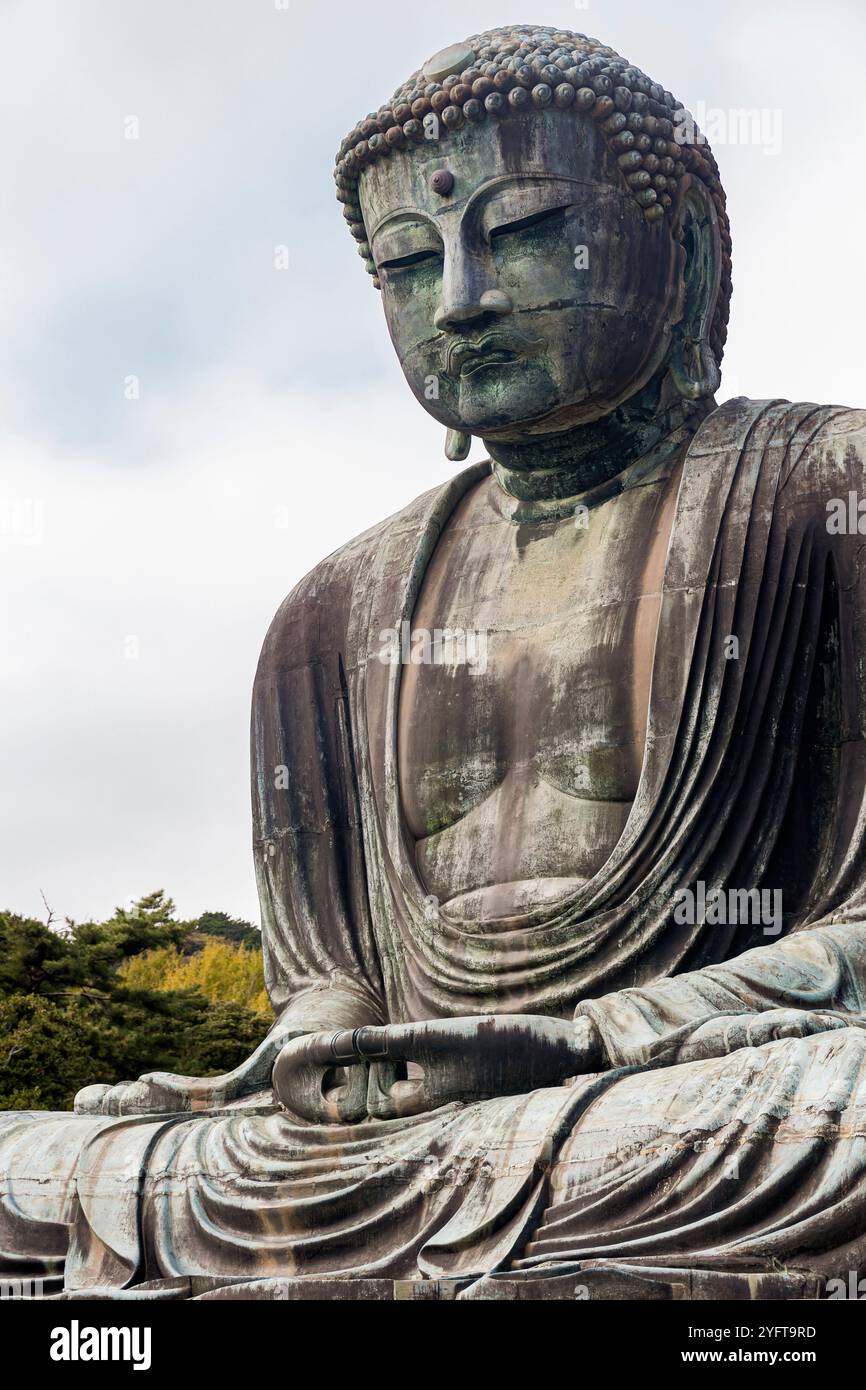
[484, 377, 715, 517]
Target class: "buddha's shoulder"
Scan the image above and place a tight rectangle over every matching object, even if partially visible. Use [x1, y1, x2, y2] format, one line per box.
[703, 398, 866, 508]
[783, 405, 866, 514]
[765, 400, 866, 498]
[259, 466, 486, 654]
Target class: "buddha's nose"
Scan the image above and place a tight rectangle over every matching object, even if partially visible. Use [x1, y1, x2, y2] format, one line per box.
[434, 287, 514, 333]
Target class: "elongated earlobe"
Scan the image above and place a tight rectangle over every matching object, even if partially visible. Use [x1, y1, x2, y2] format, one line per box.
[670, 336, 721, 401]
[445, 428, 471, 461]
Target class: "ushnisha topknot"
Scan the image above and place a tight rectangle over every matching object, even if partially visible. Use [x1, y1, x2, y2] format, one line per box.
[334, 24, 732, 363]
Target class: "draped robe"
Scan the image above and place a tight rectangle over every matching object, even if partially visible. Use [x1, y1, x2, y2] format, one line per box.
[4, 396, 866, 1299]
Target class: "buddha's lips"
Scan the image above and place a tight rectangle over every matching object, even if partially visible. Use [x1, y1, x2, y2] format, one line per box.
[445, 329, 540, 379]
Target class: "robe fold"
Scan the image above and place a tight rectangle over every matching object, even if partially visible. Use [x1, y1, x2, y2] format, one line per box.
[5, 396, 866, 1297]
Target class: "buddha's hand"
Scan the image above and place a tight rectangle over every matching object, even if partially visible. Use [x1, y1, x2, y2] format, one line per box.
[272, 1014, 604, 1124]
[72, 1018, 346, 1118]
[73, 1047, 278, 1116]
[74, 1074, 235, 1117]
[672, 1008, 859, 1066]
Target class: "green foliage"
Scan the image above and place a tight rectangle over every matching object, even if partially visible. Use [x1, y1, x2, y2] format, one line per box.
[120, 939, 271, 1016]
[0, 995, 109, 1111]
[0, 892, 272, 1111]
[189, 910, 262, 949]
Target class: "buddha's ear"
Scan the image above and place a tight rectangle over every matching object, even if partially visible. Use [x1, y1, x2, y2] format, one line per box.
[668, 180, 723, 401]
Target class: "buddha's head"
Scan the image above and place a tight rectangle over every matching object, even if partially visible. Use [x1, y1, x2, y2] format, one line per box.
[335, 25, 731, 457]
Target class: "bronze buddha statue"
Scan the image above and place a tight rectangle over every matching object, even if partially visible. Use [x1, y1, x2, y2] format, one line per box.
[4, 24, 866, 1301]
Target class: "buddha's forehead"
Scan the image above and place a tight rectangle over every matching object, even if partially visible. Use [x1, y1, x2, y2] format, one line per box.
[359, 109, 613, 234]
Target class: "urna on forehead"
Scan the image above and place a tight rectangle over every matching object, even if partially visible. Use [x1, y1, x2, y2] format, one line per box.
[334, 23, 733, 365]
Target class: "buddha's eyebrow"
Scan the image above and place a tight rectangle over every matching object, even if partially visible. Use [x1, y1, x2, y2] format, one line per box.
[368, 208, 439, 240]
[463, 172, 586, 218]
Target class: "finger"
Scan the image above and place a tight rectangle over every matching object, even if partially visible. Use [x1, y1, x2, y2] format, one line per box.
[371, 1022, 419, 1062]
[813, 1014, 850, 1032]
[775, 1020, 806, 1039]
[331, 1065, 368, 1123]
[117, 1080, 175, 1115]
[366, 1069, 426, 1120]
[747, 1014, 801, 1045]
[727, 1020, 750, 1051]
[365, 1062, 397, 1120]
[100, 1084, 130, 1116]
[73, 1083, 112, 1115]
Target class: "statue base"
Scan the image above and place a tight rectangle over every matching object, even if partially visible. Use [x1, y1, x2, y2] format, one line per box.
[44, 1266, 825, 1301]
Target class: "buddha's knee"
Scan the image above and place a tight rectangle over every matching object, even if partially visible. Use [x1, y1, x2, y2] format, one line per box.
[0, 1110, 116, 1228]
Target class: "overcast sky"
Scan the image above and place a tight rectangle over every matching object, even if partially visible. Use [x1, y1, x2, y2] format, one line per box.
[2, 0, 864, 928]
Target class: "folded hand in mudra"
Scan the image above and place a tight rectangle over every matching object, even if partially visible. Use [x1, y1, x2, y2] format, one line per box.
[272, 1013, 604, 1123]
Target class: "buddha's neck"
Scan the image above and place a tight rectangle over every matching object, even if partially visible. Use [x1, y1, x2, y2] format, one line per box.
[484, 377, 714, 519]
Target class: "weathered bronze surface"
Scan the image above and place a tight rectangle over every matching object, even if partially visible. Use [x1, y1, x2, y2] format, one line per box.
[3, 24, 866, 1301]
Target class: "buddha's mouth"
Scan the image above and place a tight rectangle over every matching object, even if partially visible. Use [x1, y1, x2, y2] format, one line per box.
[445, 327, 541, 379]
[459, 348, 520, 377]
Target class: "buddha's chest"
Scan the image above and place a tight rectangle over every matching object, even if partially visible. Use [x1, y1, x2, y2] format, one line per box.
[398, 472, 678, 845]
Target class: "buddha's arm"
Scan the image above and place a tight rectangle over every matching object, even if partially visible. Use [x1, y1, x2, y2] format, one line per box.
[575, 923, 866, 1068]
[575, 415, 866, 1072]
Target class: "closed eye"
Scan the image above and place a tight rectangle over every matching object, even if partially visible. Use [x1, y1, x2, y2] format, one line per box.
[379, 248, 443, 271]
[489, 204, 569, 241]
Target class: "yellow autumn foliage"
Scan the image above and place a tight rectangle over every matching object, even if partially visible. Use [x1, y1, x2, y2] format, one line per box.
[120, 940, 272, 1018]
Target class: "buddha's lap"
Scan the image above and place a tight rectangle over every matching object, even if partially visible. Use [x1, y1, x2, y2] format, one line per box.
[550, 1025, 866, 1205]
[4, 1026, 866, 1223]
